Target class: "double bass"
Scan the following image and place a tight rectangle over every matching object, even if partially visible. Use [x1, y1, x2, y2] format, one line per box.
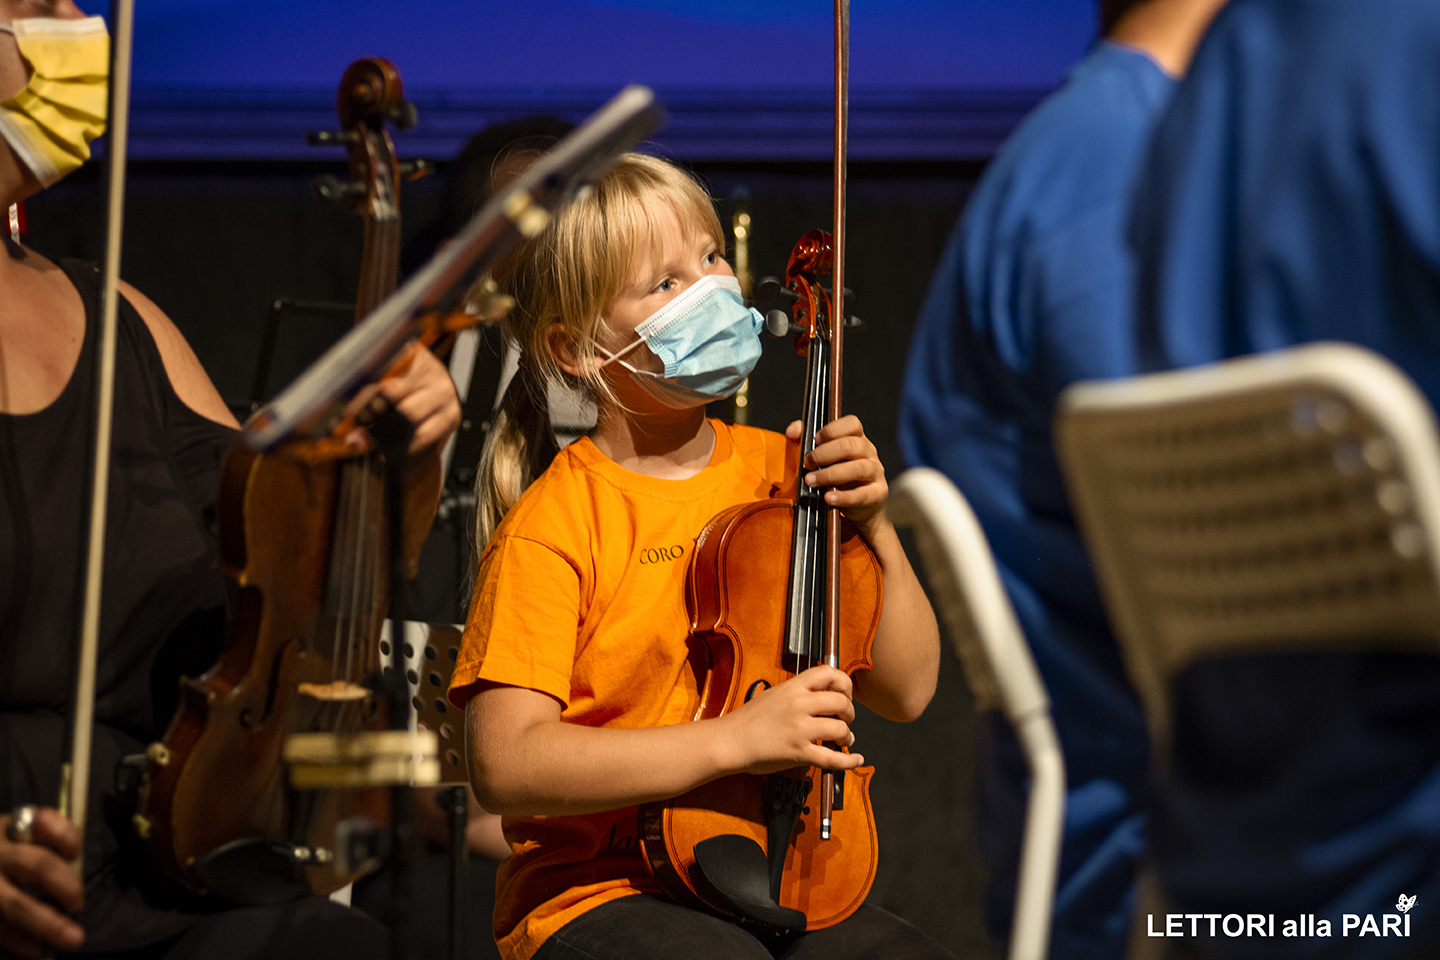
[638, 1, 879, 933]
[137, 58, 437, 902]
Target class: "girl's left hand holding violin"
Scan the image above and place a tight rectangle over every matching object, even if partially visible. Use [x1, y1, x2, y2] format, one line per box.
[788, 414, 888, 540]
[787, 413, 942, 725]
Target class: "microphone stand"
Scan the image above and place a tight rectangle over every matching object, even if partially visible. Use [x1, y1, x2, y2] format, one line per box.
[372, 408, 418, 960]
[441, 785, 469, 960]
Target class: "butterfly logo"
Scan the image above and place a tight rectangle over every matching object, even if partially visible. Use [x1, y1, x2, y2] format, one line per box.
[1397, 895, 1417, 914]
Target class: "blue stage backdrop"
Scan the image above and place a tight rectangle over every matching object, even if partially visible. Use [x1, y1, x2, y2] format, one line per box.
[124, 0, 1093, 161]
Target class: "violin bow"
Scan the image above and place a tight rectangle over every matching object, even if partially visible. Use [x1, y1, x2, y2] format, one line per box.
[820, 0, 849, 841]
[66, 0, 136, 869]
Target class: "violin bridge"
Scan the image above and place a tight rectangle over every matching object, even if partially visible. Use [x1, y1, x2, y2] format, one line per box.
[296, 681, 371, 702]
[283, 730, 440, 789]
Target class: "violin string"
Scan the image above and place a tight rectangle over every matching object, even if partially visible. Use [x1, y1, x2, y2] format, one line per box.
[330, 458, 359, 735]
[346, 459, 371, 694]
[344, 461, 365, 671]
[361, 455, 378, 688]
[357, 454, 383, 735]
[329, 461, 353, 676]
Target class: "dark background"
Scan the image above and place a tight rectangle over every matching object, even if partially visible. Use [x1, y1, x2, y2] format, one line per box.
[24, 155, 998, 958]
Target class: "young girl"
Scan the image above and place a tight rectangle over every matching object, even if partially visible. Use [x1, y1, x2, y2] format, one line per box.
[448, 153, 951, 960]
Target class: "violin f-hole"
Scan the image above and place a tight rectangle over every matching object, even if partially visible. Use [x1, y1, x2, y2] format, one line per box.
[744, 679, 771, 703]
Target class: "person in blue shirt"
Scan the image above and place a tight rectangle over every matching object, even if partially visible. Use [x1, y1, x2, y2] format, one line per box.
[898, 0, 1226, 956]
[1127, 0, 1440, 956]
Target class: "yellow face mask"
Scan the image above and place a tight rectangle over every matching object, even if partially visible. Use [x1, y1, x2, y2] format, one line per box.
[0, 16, 108, 187]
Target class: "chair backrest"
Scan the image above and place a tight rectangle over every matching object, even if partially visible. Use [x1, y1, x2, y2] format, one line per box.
[889, 467, 1064, 960]
[1055, 342, 1440, 752]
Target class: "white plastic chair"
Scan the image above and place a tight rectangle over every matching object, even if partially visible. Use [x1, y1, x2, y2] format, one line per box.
[1054, 342, 1440, 757]
[889, 467, 1065, 960]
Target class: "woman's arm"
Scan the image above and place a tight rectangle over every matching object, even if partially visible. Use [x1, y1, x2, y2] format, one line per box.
[120, 280, 238, 428]
[124, 280, 461, 462]
[789, 415, 942, 723]
[467, 666, 864, 817]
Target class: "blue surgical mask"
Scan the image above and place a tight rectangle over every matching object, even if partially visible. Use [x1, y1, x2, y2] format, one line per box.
[599, 274, 765, 409]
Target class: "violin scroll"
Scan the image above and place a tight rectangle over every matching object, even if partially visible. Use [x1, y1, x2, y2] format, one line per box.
[753, 230, 862, 348]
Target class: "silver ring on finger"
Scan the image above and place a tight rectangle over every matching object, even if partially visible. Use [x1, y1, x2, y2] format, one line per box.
[5, 804, 38, 844]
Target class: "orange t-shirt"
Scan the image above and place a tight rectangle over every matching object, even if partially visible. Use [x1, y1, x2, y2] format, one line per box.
[448, 420, 791, 960]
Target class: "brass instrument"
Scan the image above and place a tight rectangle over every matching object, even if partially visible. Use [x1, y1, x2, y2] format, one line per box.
[730, 187, 753, 425]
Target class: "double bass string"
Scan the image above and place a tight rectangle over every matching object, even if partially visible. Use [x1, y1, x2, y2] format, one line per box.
[343, 461, 367, 691]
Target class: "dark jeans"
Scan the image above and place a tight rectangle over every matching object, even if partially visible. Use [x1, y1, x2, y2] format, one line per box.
[531, 895, 958, 960]
[352, 850, 502, 960]
[161, 899, 391, 960]
[62, 897, 392, 960]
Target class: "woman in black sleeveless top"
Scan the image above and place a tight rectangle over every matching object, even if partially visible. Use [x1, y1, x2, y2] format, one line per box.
[0, 6, 460, 956]
[0, 254, 239, 953]
[0, 256, 460, 960]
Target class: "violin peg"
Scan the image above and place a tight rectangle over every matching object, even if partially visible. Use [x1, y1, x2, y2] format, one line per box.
[765, 309, 794, 338]
[755, 276, 799, 304]
[462, 277, 516, 323]
[386, 99, 419, 131]
[398, 158, 435, 182]
[305, 130, 361, 147]
[313, 174, 365, 202]
[843, 314, 864, 331]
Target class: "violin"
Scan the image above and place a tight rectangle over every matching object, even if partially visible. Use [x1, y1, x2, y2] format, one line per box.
[636, 4, 880, 921]
[637, 231, 881, 934]
[136, 58, 437, 902]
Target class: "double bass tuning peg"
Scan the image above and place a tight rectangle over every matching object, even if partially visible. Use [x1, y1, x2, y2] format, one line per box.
[312, 160, 432, 202]
[305, 130, 361, 147]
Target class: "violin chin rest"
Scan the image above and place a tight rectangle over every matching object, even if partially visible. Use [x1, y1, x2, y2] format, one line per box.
[692, 834, 807, 936]
[192, 837, 311, 906]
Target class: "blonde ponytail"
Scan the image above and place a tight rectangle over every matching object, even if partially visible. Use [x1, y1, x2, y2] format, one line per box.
[472, 350, 560, 558]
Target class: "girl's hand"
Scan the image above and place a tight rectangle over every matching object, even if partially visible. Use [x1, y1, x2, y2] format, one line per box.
[0, 807, 84, 959]
[720, 666, 865, 776]
[786, 415, 889, 538]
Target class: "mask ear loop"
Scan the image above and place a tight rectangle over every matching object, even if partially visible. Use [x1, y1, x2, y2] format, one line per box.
[595, 327, 648, 370]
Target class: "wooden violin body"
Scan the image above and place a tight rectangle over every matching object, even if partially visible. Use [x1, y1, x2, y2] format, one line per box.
[141, 443, 434, 899]
[638, 497, 882, 931]
[137, 58, 435, 901]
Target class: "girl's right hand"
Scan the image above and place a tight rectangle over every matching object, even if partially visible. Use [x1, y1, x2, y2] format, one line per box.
[720, 665, 866, 776]
[0, 806, 85, 959]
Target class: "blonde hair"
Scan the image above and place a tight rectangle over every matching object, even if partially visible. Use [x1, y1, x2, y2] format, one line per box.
[471, 152, 725, 555]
